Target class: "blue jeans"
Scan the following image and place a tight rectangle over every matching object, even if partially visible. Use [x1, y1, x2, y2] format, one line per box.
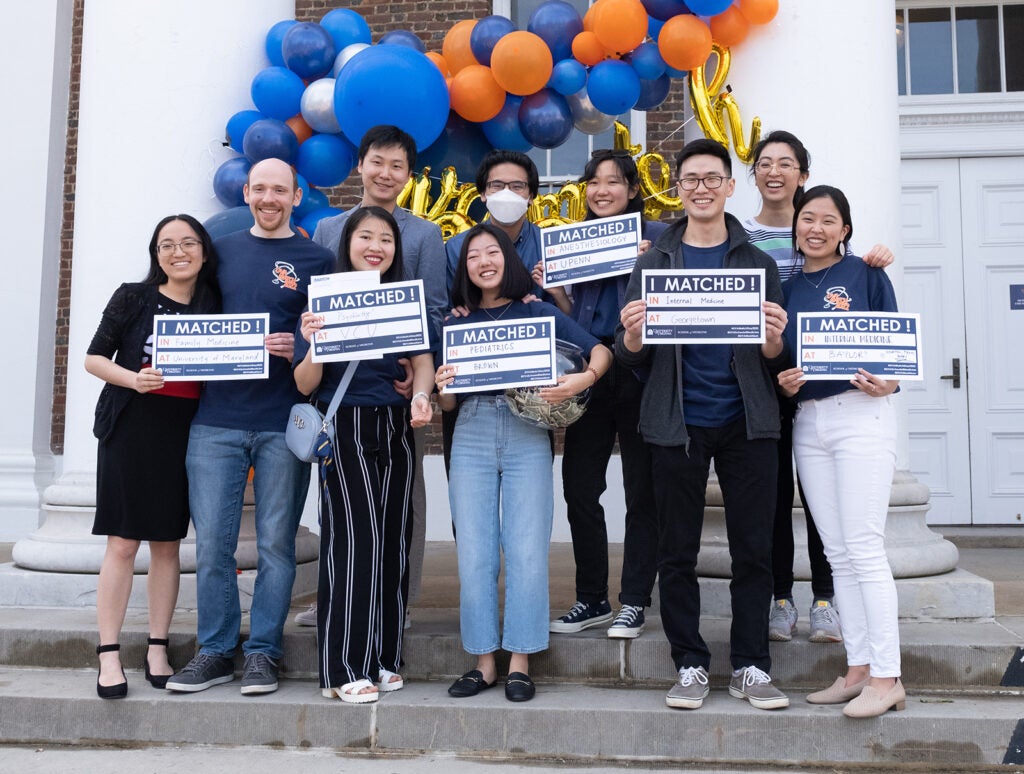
[449, 396, 553, 655]
[186, 424, 310, 659]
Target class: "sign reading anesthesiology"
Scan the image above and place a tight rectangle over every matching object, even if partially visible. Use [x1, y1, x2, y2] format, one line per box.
[442, 317, 557, 394]
[641, 269, 766, 344]
[308, 277, 429, 363]
[541, 213, 642, 288]
[151, 313, 269, 380]
[797, 312, 923, 380]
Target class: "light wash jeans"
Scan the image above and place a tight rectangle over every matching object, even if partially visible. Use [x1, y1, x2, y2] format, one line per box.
[794, 391, 900, 677]
[186, 424, 310, 660]
[449, 396, 553, 655]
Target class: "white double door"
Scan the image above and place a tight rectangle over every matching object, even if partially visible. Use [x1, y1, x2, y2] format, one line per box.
[901, 156, 1024, 525]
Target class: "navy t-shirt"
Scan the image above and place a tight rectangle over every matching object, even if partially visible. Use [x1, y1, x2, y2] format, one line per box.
[192, 230, 334, 431]
[680, 241, 745, 427]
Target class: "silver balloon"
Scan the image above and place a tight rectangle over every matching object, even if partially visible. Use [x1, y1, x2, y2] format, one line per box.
[332, 43, 370, 77]
[300, 78, 340, 134]
[567, 87, 617, 135]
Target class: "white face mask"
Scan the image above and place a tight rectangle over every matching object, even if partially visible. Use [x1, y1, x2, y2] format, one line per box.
[485, 188, 530, 225]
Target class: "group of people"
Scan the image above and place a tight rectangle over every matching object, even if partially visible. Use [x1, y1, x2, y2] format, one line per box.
[87, 124, 905, 719]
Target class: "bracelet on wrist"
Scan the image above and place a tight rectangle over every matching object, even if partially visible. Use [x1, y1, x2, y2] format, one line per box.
[585, 365, 601, 385]
[412, 391, 430, 403]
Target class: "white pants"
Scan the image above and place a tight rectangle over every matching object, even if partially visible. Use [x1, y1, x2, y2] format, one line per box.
[794, 390, 900, 678]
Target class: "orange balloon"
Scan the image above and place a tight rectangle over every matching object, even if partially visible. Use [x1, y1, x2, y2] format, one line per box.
[449, 65, 506, 123]
[711, 6, 750, 47]
[490, 31, 554, 97]
[572, 30, 607, 67]
[582, 1, 601, 32]
[593, 0, 648, 55]
[285, 114, 313, 145]
[442, 19, 478, 75]
[738, 0, 779, 25]
[658, 14, 713, 71]
[425, 51, 450, 77]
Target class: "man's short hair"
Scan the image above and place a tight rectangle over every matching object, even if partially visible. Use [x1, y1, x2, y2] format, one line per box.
[675, 138, 732, 177]
[474, 150, 540, 199]
[358, 125, 417, 170]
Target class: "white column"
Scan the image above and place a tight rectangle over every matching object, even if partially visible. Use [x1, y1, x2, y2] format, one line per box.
[10, 1, 318, 596]
[0, 1, 71, 540]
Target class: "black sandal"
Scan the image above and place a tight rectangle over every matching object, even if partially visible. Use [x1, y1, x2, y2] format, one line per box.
[505, 671, 535, 702]
[447, 669, 497, 698]
[96, 644, 127, 699]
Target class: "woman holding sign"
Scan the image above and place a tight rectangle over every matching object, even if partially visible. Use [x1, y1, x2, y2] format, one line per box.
[776, 186, 903, 718]
[438, 222, 612, 702]
[294, 206, 435, 705]
[86, 214, 220, 698]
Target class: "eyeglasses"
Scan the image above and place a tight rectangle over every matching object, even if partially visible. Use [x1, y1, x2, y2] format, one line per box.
[157, 239, 202, 255]
[591, 148, 633, 160]
[754, 159, 799, 174]
[677, 175, 730, 191]
[485, 180, 529, 194]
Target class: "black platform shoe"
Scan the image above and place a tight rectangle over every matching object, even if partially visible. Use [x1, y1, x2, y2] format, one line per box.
[96, 643, 127, 699]
[144, 637, 172, 689]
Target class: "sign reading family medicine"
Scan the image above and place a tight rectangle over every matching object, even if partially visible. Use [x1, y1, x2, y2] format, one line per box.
[151, 313, 270, 380]
[442, 317, 557, 394]
[797, 312, 923, 380]
[541, 213, 642, 288]
[308, 278, 430, 363]
[641, 269, 766, 344]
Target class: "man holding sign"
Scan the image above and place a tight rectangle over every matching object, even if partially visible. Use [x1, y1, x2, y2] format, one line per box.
[616, 139, 790, 712]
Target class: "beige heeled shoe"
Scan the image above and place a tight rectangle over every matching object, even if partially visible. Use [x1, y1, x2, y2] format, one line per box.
[843, 679, 906, 718]
[806, 675, 869, 705]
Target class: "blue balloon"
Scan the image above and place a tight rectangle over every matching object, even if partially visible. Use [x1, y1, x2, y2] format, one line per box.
[334, 45, 450, 151]
[418, 113, 494, 181]
[204, 206, 255, 240]
[648, 15, 666, 40]
[528, 1, 584, 62]
[627, 42, 667, 80]
[251, 66, 306, 121]
[319, 8, 371, 52]
[686, 0, 731, 15]
[282, 22, 336, 80]
[665, 63, 688, 78]
[642, 0, 692, 21]
[481, 95, 532, 152]
[294, 186, 330, 220]
[242, 118, 299, 165]
[296, 133, 357, 187]
[586, 60, 642, 116]
[265, 20, 297, 67]
[549, 59, 587, 96]
[634, 73, 672, 110]
[225, 110, 264, 153]
[380, 29, 427, 52]
[470, 15, 516, 67]
[295, 172, 311, 212]
[212, 157, 252, 207]
[300, 207, 343, 238]
[518, 89, 574, 150]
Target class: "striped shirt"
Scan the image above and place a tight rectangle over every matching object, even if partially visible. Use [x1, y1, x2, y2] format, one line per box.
[742, 217, 802, 281]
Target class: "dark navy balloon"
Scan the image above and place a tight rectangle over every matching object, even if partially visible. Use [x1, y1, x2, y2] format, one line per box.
[469, 15, 516, 66]
[518, 89, 574, 150]
[528, 1, 584, 62]
[242, 118, 299, 165]
[282, 22, 336, 80]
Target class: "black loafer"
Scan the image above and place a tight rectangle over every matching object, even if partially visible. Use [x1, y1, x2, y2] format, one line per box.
[448, 669, 497, 698]
[504, 672, 535, 702]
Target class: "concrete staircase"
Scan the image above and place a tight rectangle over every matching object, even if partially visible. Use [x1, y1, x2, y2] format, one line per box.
[1, 604, 1022, 769]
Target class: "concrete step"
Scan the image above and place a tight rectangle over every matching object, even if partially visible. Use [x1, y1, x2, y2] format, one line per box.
[1, 667, 1022, 769]
[3, 607, 1022, 692]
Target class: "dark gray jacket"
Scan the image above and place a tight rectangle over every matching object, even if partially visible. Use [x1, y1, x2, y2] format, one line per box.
[613, 213, 787, 448]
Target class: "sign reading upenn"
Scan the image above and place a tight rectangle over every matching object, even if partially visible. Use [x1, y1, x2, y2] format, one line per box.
[541, 213, 642, 288]
[442, 317, 557, 394]
[151, 313, 269, 381]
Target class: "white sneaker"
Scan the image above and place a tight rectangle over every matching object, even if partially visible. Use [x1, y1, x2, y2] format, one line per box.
[294, 603, 317, 627]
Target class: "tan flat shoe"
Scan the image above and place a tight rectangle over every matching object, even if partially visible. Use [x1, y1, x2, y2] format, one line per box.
[843, 679, 906, 718]
[806, 676, 869, 705]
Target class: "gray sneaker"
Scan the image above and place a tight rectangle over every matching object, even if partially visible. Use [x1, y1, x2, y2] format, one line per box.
[165, 653, 234, 693]
[294, 603, 317, 627]
[240, 652, 279, 695]
[666, 666, 710, 710]
[729, 666, 789, 710]
[808, 598, 843, 643]
[768, 598, 797, 642]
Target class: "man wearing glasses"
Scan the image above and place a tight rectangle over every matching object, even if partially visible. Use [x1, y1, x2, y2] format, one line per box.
[615, 138, 791, 712]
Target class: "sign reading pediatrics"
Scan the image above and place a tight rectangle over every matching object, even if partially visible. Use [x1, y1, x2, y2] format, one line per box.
[308, 272, 430, 363]
[151, 313, 270, 380]
[797, 312, 923, 380]
[442, 317, 557, 394]
[641, 269, 766, 344]
[541, 213, 642, 288]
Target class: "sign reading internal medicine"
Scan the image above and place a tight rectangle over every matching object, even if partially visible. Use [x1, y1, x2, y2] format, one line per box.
[151, 313, 269, 380]
[442, 317, 557, 394]
[308, 278, 429, 363]
[641, 269, 766, 344]
[541, 213, 642, 288]
[797, 312, 923, 380]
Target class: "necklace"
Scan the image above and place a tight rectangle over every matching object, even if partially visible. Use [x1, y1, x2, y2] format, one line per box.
[481, 301, 514, 321]
[802, 261, 838, 289]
